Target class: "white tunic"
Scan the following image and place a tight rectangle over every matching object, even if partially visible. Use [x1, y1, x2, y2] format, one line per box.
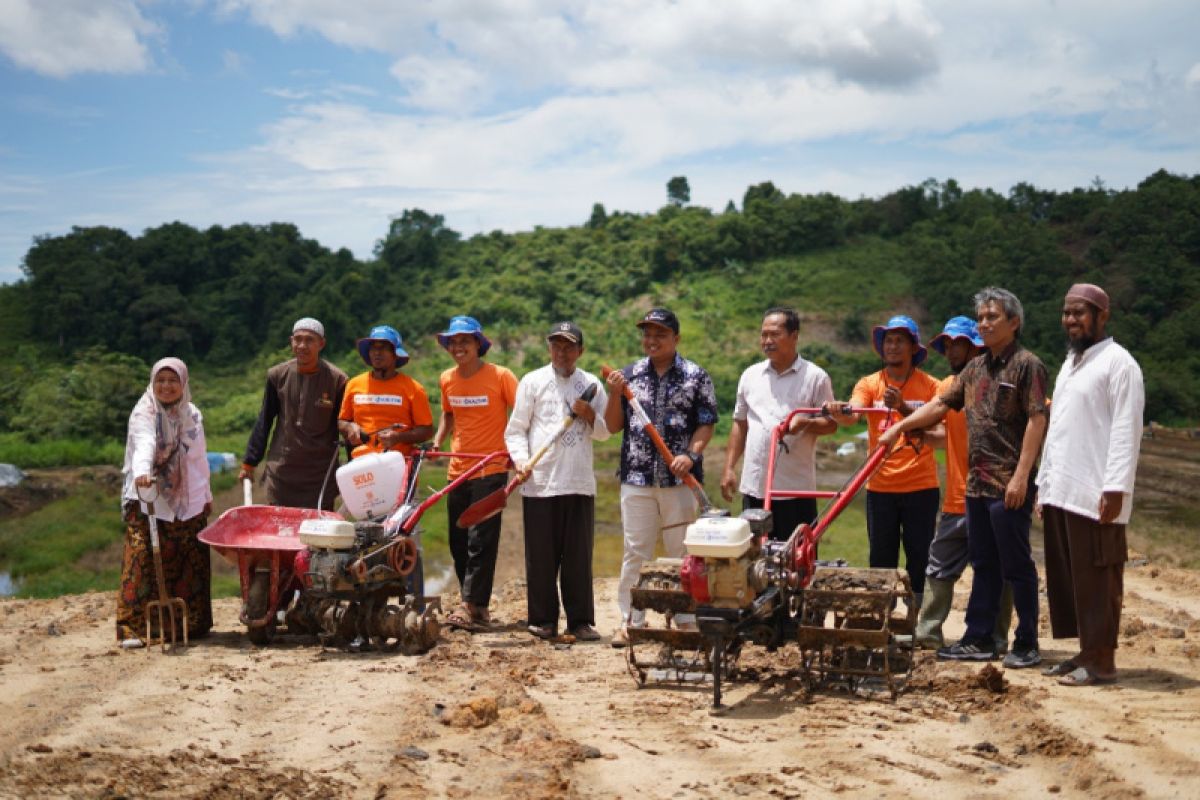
[504, 365, 609, 498]
[1036, 338, 1144, 524]
[733, 355, 834, 498]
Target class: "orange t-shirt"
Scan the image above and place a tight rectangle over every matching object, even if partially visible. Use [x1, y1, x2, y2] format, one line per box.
[339, 371, 433, 458]
[850, 369, 941, 493]
[440, 362, 518, 479]
[939, 374, 968, 514]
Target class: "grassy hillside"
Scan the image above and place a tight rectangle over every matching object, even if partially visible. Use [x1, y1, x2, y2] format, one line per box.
[2, 171, 1198, 597]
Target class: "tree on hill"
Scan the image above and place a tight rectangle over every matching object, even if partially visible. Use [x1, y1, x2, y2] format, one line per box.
[1, 172, 1197, 435]
[667, 176, 690, 206]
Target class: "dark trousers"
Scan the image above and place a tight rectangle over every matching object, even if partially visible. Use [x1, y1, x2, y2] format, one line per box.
[865, 487, 939, 597]
[963, 487, 1039, 649]
[1042, 504, 1126, 650]
[742, 494, 818, 543]
[522, 495, 596, 631]
[446, 472, 507, 608]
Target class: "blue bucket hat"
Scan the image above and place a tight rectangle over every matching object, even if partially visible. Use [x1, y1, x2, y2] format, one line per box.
[930, 315, 983, 355]
[437, 315, 492, 356]
[357, 325, 409, 366]
[872, 314, 928, 366]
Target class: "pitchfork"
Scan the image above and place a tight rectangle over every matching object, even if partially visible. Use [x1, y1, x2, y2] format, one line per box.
[136, 483, 189, 651]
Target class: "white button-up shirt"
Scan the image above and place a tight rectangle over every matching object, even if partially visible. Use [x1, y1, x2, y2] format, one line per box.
[733, 355, 834, 498]
[504, 365, 609, 498]
[1037, 338, 1144, 524]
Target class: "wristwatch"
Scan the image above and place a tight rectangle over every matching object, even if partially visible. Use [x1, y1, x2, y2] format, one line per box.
[685, 449, 702, 463]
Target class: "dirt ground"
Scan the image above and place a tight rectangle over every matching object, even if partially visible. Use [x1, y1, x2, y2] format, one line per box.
[3, 536, 1200, 799]
[3, 439, 1200, 798]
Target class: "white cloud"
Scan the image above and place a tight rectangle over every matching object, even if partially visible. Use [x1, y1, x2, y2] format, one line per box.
[1186, 63, 1200, 88]
[3, 0, 1200, 286]
[389, 56, 488, 111]
[217, 0, 944, 95]
[0, 0, 159, 78]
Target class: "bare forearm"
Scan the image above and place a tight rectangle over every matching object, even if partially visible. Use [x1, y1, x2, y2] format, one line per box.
[688, 424, 714, 454]
[399, 425, 433, 444]
[434, 412, 453, 449]
[603, 395, 625, 435]
[1013, 414, 1047, 481]
[723, 420, 748, 474]
[892, 398, 948, 433]
[793, 416, 838, 436]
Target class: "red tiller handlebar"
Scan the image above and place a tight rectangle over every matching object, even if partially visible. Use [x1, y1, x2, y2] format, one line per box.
[787, 442, 893, 588]
[392, 450, 512, 534]
[762, 407, 889, 512]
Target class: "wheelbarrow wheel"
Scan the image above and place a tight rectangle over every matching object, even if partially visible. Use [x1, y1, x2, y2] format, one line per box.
[246, 571, 277, 646]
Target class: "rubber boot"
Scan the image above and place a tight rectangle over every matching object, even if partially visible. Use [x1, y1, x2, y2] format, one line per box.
[992, 582, 1014, 655]
[898, 577, 953, 650]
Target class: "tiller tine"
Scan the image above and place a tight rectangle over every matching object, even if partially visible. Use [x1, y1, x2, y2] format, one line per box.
[797, 567, 915, 697]
[626, 558, 711, 686]
[626, 624, 710, 686]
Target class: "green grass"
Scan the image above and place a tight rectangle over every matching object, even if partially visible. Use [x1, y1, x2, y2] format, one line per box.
[0, 434, 124, 469]
[0, 468, 246, 599]
[0, 486, 123, 598]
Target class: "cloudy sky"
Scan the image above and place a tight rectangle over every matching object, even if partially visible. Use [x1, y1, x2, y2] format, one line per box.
[1, 0, 1198, 284]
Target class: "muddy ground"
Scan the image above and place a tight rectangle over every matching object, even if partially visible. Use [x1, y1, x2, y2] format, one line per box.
[2, 438, 1199, 798]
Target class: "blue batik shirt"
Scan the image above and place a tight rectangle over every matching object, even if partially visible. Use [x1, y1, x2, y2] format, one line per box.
[618, 354, 719, 487]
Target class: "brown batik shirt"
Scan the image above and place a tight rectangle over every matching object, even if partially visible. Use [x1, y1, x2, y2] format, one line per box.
[939, 342, 1048, 499]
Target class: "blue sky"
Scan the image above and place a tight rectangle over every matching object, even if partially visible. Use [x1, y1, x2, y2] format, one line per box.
[1, 0, 1198, 284]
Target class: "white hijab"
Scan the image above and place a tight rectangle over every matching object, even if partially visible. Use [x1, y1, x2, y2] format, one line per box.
[122, 357, 203, 519]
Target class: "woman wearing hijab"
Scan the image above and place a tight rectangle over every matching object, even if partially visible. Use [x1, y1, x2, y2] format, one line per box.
[116, 357, 213, 644]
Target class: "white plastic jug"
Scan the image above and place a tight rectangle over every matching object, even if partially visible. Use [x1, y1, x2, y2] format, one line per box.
[335, 451, 408, 520]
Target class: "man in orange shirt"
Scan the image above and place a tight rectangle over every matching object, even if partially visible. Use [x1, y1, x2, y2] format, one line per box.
[827, 315, 941, 607]
[434, 315, 518, 631]
[338, 325, 434, 457]
[908, 317, 1012, 650]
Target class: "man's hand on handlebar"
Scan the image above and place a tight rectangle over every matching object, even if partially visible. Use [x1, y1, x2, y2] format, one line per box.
[376, 426, 403, 448]
[341, 421, 364, 446]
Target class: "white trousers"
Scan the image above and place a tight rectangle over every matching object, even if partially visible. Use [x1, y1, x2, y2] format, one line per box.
[617, 483, 698, 624]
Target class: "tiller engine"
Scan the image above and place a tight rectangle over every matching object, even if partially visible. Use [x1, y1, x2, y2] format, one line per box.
[287, 449, 442, 653]
[626, 439, 916, 706]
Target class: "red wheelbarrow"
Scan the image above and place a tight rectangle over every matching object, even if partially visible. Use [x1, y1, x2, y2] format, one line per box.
[199, 499, 343, 644]
[200, 446, 511, 648]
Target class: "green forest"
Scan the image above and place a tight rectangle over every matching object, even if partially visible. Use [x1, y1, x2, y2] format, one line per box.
[1, 168, 1197, 461]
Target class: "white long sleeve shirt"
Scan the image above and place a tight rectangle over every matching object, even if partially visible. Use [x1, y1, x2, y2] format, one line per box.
[1036, 338, 1144, 524]
[503, 365, 609, 498]
[122, 403, 213, 522]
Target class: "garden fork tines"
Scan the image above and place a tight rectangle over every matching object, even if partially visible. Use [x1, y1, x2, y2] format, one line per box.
[137, 484, 189, 652]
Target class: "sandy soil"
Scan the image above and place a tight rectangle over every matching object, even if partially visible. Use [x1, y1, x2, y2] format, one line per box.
[3, 541, 1200, 799]
[3, 439, 1199, 798]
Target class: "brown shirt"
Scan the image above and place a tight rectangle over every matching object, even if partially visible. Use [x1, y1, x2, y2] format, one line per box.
[243, 358, 347, 507]
[940, 343, 1048, 499]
